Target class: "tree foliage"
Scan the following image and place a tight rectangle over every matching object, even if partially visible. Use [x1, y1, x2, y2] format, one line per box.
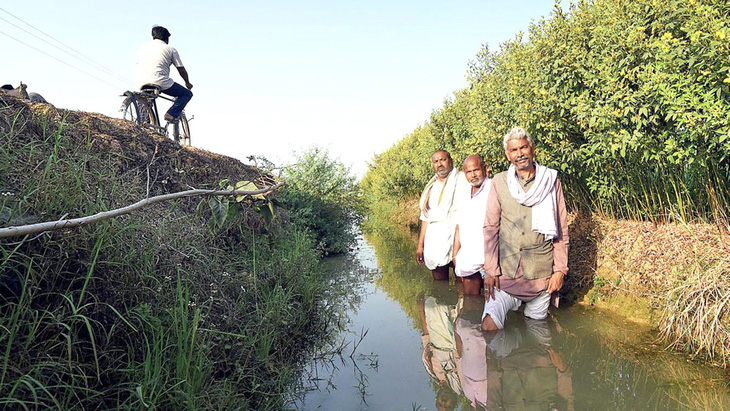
[364, 0, 730, 223]
[279, 147, 362, 254]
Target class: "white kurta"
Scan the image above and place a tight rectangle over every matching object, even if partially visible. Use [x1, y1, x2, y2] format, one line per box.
[419, 169, 464, 270]
[454, 179, 491, 277]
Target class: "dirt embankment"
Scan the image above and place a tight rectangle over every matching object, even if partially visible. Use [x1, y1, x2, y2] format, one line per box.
[0, 95, 331, 410]
[571, 214, 729, 367]
[0, 95, 267, 200]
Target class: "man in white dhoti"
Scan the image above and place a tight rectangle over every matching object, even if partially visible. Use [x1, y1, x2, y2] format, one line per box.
[417, 150, 464, 280]
[452, 154, 491, 295]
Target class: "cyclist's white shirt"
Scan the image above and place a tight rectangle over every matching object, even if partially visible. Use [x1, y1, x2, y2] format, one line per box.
[136, 39, 184, 90]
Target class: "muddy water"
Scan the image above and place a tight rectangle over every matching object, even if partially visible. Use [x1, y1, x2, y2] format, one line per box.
[298, 226, 730, 410]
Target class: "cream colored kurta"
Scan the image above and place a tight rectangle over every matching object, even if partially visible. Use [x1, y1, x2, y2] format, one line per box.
[419, 169, 465, 270]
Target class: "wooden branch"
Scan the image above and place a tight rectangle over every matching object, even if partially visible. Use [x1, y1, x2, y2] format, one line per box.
[0, 183, 284, 239]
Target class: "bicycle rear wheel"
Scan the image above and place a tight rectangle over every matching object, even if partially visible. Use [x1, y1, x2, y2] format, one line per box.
[121, 93, 154, 125]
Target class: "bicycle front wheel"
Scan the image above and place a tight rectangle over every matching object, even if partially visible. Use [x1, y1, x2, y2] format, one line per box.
[179, 113, 191, 146]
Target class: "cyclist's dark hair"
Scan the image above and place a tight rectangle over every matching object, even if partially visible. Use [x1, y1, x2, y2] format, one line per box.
[151, 26, 171, 42]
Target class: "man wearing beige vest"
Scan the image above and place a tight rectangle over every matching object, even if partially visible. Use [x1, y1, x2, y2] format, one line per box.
[480, 127, 569, 331]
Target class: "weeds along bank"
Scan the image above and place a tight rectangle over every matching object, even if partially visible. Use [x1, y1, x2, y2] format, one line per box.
[0, 96, 350, 410]
[362, 0, 729, 366]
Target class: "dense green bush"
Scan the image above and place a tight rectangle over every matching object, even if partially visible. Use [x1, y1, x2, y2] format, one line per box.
[363, 0, 730, 223]
[279, 147, 363, 255]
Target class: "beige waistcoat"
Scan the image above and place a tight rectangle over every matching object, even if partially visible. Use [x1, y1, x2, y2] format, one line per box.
[493, 171, 553, 280]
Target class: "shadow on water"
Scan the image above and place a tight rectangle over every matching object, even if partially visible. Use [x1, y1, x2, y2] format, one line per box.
[297, 220, 730, 410]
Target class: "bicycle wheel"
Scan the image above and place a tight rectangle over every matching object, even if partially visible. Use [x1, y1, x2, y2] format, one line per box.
[178, 113, 191, 146]
[120, 93, 154, 125]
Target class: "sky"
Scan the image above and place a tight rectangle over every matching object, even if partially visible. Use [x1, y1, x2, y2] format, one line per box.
[2, 1, 561, 177]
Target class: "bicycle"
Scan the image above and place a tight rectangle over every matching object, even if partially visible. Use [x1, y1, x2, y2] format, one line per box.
[120, 84, 192, 146]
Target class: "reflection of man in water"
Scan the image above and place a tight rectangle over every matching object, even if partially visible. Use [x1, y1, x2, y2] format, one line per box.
[452, 155, 491, 295]
[485, 318, 574, 411]
[417, 150, 465, 280]
[481, 127, 570, 331]
[454, 296, 488, 410]
[419, 284, 463, 409]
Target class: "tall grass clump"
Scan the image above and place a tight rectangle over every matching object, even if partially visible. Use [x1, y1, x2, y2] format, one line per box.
[660, 264, 730, 366]
[0, 97, 351, 409]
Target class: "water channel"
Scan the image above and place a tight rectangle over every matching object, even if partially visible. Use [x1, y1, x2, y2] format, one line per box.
[297, 224, 730, 410]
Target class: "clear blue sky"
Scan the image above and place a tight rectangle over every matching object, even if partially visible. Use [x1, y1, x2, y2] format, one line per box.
[2, 1, 560, 176]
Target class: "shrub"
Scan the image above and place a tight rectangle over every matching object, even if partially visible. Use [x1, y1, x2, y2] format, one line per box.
[279, 147, 363, 254]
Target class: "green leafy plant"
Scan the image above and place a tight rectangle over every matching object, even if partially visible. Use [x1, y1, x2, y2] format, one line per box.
[279, 147, 363, 254]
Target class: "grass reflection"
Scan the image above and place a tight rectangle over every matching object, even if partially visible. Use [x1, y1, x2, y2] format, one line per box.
[364, 222, 435, 331]
[290, 236, 377, 408]
[557, 307, 730, 410]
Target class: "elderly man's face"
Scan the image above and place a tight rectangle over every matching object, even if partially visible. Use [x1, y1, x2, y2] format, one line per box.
[505, 138, 535, 171]
[431, 151, 453, 178]
[462, 157, 487, 188]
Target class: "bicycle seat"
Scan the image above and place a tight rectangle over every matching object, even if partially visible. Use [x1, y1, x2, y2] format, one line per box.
[140, 84, 162, 95]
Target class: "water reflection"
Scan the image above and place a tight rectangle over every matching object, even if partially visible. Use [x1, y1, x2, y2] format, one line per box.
[455, 297, 488, 410]
[483, 317, 573, 411]
[419, 283, 574, 411]
[419, 282, 463, 408]
[299, 223, 730, 410]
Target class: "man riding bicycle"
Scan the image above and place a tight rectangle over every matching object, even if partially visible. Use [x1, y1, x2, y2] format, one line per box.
[136, 25, 193, 123]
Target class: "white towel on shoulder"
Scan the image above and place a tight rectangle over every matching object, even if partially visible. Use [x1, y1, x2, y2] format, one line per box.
[419, 168, 460, 223]
[506, 162, 558, 240]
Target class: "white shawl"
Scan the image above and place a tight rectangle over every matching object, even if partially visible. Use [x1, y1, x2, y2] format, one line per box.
[506, 162, 559, 240]
[419, 168, 460, 223]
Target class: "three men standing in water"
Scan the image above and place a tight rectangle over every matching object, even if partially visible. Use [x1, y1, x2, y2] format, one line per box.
[416, 126, 569, 330]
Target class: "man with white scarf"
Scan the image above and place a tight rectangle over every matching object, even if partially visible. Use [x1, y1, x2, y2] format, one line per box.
[417, 150, 465, 280]
[481, 127, 569, 331]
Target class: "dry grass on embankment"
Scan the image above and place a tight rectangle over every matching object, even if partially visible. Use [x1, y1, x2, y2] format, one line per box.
[566, 213, 730, 367]
[0, 95, 264, 198]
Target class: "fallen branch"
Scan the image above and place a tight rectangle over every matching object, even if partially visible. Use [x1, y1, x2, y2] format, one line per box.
[0, 183, 283, 239]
